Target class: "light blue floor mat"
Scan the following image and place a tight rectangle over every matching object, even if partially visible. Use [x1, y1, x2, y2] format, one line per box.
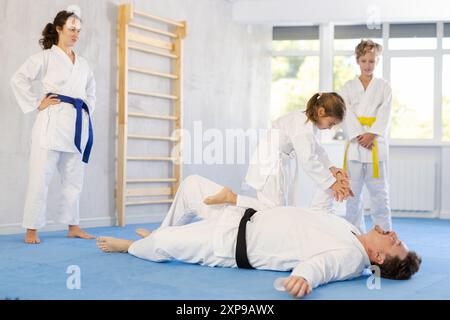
[1, 218, 449, 300]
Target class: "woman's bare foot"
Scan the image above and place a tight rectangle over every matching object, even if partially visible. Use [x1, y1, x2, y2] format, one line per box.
[96, 237, 133, 253]
[135, 228, 152, 238]
[25, 229, 40, 244]
[67, 225, 96, 239]
[203, 187, 237, 205]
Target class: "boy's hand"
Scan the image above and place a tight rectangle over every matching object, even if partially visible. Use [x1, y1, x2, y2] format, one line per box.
[357, 133, 376, 149]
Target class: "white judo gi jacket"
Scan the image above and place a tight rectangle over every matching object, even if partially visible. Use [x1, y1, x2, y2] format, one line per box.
[245, 110, 336, 207]
[11, 45, 96, 152]
[215, 206, 371, 289]
[340, 77, 392, 164]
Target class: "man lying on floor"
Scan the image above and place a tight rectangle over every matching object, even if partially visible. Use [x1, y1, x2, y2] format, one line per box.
[97, 175, 421, 298]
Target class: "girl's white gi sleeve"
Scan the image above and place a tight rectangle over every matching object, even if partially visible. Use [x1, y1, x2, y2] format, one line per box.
[315, 140, 334, 171]
[292, 131, 335, 191]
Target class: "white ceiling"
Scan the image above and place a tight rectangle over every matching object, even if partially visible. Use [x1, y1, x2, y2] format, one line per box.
[230, 0, 450, 25]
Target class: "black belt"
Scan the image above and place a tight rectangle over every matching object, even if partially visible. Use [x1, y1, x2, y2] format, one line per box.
[235, 208, 257, 269]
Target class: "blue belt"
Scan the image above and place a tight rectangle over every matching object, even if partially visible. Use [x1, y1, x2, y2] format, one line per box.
[47, 93, 93, 163]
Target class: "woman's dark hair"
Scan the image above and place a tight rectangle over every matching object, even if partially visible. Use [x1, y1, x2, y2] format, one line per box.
[39, 10, 81, 49]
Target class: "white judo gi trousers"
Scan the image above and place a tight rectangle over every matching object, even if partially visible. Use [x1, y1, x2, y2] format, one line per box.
[345, 160, 392, 233]
[128, 175, 239, 267]
[248, 156, 335, 214]
[22, 137, 84, 229]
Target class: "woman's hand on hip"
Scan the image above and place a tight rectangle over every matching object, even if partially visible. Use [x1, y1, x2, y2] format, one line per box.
[38, 94, 60, 111]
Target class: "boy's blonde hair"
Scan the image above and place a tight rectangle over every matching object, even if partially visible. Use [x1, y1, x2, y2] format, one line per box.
[355, 39, 383, 60]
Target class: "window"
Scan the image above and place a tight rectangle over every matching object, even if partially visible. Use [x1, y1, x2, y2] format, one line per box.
[334, 24, 383, 51]
[443, 55, 450, 141]
[390, 57, 434, 139]
[271, 26, 320, 120]
[444, 23, 450, 49]
[272, 26, 320, 51]
[389, 23, 437, 50]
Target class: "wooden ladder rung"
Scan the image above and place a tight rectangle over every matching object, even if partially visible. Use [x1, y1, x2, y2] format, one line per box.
[127, 156, 176, 161]
[127, 178, 177, 183]
[126, 199, 174, 206]
[129, 44, 177, 59]
[128, 32, 173, 51]
[128, 66, 178, 79]
[126, 187, 172, 197]
[128, 112, 178, 121]
[134, 10, 184, 27]
[128, 89, 178, 100]
[128, 134, 179, 142]
[129, 22, 178, 38]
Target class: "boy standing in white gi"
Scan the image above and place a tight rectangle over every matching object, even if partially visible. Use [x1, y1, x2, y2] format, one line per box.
[340, 40, 393, 233]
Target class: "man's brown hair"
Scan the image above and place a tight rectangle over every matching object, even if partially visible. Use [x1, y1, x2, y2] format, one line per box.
[373, 251, 421, 280]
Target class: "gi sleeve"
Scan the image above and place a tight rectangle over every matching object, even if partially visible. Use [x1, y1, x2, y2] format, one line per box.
[292, 130, 335, 191]
[367, 82, 392, 138]
[315, 139, 334, 170]
[85, 67, 96, 114]
[340, 84, 365, 140]
[10, 52, 45, 113]
[291, 250, 364, 289]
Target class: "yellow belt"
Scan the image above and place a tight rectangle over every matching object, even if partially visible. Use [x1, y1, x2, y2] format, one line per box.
[343, 117, 380, 178]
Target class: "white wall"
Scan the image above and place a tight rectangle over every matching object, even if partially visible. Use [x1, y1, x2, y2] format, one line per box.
[0, 0, 272, 234]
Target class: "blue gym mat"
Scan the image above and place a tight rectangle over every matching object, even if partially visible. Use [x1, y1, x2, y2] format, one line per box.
[1, 217, 449, 300]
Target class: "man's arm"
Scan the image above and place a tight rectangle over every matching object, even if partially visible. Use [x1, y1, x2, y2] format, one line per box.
[289, 249, 364, 294]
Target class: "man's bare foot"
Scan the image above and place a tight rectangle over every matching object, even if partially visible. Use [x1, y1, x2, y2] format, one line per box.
[25, 229, 40, 244]
[203, 187, 237, 205]
[135, 228, 152, 238]
[96, 237, 133, 253]
[67, 225, 96, 239]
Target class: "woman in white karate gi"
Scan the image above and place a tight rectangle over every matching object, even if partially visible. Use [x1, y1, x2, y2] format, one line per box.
[233, 93, 353, 213]
[340, 40, 392, 232]
[11, 7, 96, 244]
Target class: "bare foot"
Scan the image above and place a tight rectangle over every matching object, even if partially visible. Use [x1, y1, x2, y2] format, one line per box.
[135, 228, 152, 238]
[67, 225, 96, 239]
[203, 187, 237, 205]
[96, 237, 133, 253]
[25, 229, 41, 244]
